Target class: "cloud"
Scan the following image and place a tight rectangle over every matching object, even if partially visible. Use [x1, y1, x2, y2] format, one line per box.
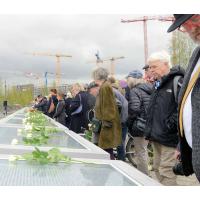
[0, 14, 172, 85]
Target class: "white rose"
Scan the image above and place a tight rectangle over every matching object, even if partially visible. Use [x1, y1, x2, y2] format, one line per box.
[11, 139, 18, 145]
[18, 128, 22, 132]
[25, 125, 32, 131]
[88, 123, 92, 128]
[17, 129, 22, 136]
[8, 155, 18, 162]
[26, 133, 32, 138]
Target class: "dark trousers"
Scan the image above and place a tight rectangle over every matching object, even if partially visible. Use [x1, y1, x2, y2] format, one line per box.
[117, 124, 128, 161]
[104, 148, 115, 160]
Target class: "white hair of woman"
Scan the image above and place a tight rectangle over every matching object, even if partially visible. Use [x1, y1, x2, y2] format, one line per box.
[147, 50, 172, 68]
[127, 77, 146, 89]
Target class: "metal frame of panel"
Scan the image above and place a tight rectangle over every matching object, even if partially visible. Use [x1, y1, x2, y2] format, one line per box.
[0, 108, 109, 159]
[0, 154, 161, 186]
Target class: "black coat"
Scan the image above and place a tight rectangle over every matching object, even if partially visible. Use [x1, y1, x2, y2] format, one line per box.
[87, 93, 96, 109]
[128, 83, 153, 136]
[125, 86, 130, 101]
[47, 95, 58, 118]
[177, 46, 200, 178]
[144, 66, 185, 147]
[69, 91, 91, 133]
[64, 97, 72, 128]
[34, 97, 48, 114]
[53, 99, 66, 126]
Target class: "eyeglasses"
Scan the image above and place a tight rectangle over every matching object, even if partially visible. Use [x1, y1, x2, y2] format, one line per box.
[178, 14, 200, 32]
[149, 65, 159, 70]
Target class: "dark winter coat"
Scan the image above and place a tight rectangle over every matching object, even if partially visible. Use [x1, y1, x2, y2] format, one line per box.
[47, 95, 58, 118]
[87, 92, 96, 109]
[177, 46, 200, 180]
[144, 66, 185, 147]
[53, 99, 66, 126]
[34, 97, 48, 114]
[128, 83, 153, 137]
[69, 91, 91, 133]
[64, 97, 72, 128]
[125, 86, 130, 101]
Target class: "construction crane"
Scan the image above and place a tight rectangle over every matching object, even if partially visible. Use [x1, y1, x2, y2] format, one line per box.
[103, 56, 125, 76]
[44, 71, 54, 88]
[87, 50, 104, 68]
[28, 53, 72, 88]
[88, 51, 125, 76]
[121, 15, 174, 64]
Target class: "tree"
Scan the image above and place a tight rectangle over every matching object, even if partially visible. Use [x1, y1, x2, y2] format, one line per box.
[169, 31, 197, 69]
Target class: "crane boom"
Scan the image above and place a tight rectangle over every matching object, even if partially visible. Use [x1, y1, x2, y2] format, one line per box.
[121, 15, 174, 64]
[103, 56, 125, 76]
[26, 52, 72, 88]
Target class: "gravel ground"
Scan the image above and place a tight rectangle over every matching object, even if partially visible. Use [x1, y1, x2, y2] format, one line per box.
[125, 161, 199, 186]
[150, 171, 199, 186]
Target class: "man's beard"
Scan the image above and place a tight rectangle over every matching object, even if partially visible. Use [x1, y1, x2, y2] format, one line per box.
[190, 27, 200, 44]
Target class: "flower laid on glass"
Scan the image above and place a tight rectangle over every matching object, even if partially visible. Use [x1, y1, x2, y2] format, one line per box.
[8, 147, 96, 165]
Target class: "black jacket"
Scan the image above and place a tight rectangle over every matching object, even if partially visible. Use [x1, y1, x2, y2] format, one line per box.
[34, 97, 48, 114]
[47, 95, 58, 118]
[177, 46, 200, 178]
[144, 66, 185, 147]
[53, 99, 66, 126]
[69, 91, 91, 133]
[87, 93, 96, 109]
[128, 83, 153, 136]
[64, 97, 72, 128]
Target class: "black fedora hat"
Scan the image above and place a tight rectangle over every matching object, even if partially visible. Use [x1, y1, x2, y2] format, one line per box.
[167, 14, 194, 33]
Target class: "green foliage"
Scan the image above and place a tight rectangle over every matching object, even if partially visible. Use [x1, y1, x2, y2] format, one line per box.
[8, 87, 33, 106]
[25, 111, 49, 126]
[22, 147, 71, 165]
[169, 31, 197, 69]
[22, 134, 49, 146]
[84, 130, 92, 141]
[20, 111, 62, 146]
[0, 83, 34, 107]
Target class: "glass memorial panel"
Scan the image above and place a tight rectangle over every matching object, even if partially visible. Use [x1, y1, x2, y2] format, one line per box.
[13, 114, 25, 119]
[0, 127, 86, 149]
[17, 109, 26, 114]
[5, 118, 56, 127]
[0, 159, 137, 186]
[6, 118, 23, 124]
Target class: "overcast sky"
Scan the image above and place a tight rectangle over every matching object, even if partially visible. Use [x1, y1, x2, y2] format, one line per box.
[0, 15, 173, 86]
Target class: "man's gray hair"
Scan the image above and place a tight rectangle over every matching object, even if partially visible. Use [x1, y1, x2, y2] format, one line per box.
[92, 67, 109, 81]
[147, 50, 172, 68]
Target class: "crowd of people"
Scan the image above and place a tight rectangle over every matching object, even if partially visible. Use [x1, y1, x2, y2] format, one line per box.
[32, 14, 200, 186]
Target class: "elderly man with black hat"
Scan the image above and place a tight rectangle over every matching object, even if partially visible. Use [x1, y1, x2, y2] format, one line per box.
[168, 14, 200, 182]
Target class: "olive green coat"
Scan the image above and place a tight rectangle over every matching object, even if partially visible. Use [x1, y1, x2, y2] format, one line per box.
[95, 81, 122, 149]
